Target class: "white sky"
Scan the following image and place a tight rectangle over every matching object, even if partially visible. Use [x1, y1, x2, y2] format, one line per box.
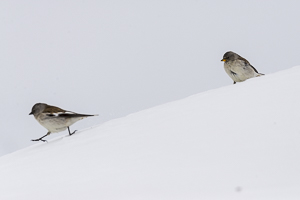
[1, 0, 299, 156]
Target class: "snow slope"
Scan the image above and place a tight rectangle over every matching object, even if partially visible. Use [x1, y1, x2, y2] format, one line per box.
[1, 67, 300, 200]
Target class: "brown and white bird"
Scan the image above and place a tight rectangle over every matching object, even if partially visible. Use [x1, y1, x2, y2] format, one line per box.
[29, 103, 97, 142]
[221, 51, 264, 84]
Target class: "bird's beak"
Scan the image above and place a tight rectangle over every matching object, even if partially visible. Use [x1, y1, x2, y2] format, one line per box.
[29, 112, 33, 115]
[221, 59, 226, 62]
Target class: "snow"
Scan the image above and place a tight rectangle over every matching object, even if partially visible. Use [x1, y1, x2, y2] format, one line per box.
[1, 67, 300, 199]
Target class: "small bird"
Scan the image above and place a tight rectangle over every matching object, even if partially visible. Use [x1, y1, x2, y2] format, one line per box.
[29, 103, 97, 142]
[221, 51, 264, 84]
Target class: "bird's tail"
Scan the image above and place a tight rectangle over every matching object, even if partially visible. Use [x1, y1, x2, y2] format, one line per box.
[256, 73, 265, 77]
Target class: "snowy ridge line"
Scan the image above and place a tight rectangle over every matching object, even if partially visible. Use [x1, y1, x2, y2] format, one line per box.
[0, 66, 300, 199]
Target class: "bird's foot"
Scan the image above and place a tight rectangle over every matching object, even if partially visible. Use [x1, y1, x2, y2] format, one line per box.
[69, 130, 77, 136]
[31, 138, 48, 142]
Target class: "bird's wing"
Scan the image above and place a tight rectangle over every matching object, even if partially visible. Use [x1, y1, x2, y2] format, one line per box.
[250, 64, 260, 73]
[43, 105, 97, 118]
[238, 56, 259, 73]
[43, 105, 68, 114]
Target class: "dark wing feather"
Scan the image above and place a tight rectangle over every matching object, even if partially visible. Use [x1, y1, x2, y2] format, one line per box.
[43, 105, 67, 114]
[58, 113, 95, 118]
[238, 56, 259, 73]
[249, 65, 259, 73]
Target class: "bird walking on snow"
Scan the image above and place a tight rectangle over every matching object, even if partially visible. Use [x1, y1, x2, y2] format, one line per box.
[29, 103, 97, 142]
[221, 51, 264, 84]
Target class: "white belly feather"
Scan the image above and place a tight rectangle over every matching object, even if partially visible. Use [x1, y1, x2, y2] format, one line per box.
[224, 60, 258, 82]
[36, 114, 87, 133]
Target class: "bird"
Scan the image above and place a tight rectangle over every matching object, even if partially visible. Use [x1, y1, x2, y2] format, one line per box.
[221, 51, 264, 84]
[29, 103, 97, 142]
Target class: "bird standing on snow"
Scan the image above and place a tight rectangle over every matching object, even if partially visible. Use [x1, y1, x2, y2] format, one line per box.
[221, 51, 264, 84]
[29, 103, 97, 142]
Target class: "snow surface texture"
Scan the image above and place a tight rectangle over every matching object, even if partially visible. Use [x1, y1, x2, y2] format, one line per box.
[1, 67, 300, 199]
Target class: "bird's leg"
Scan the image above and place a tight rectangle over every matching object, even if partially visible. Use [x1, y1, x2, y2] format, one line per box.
[31, 132, 50, 142]
[68, 127, 77, 136]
